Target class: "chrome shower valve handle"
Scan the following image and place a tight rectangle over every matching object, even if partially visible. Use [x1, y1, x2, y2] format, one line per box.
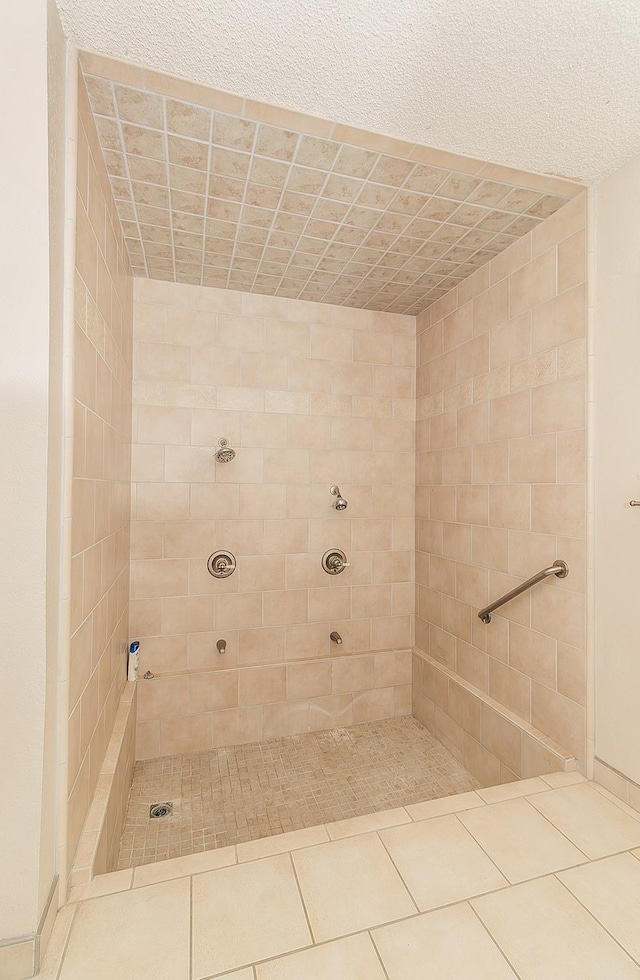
[207, 551, 237, 578]
[332, 558, 350, 571]
[322, 549, 350, 574]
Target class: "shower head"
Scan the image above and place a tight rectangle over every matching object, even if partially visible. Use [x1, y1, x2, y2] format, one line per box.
[330, 485, 348, 511]
[215, 438, 236, 463]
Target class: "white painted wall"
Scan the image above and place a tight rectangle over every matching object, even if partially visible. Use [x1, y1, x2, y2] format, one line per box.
[0, 0, 66, 943]
[595, 150, 640, 785]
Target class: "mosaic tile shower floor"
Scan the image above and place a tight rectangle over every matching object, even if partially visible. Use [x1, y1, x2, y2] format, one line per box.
[117, 715, 480, 869]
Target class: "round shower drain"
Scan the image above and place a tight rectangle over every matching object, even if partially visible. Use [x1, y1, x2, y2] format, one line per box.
[149, 802, 173, 819]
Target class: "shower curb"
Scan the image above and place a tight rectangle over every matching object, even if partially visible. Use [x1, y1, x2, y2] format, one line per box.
[69, 683, 137, 890]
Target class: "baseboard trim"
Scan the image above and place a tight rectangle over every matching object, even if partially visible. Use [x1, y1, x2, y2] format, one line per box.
[0, 875, 58, 980]
[594, 757, 640, 814]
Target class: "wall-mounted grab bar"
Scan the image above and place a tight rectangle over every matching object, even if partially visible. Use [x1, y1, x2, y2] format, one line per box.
[478, 560, 569, 624]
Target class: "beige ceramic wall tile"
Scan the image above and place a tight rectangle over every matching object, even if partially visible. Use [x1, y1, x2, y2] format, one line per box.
[132, 283, 415, 754]
[415, 196, 587, 773]
[69, 73, 134, 874]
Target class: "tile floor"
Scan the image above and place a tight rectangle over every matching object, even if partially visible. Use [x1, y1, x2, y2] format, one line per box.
[40, 773, 640, 979]
[117, 716, 479, 868]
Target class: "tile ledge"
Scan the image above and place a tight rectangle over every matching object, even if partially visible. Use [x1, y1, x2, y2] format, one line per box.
[413, 645, 576, 767]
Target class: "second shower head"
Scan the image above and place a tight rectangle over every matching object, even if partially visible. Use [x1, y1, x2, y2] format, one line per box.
[215, 438, 236, 462]
[330, 485, 348, 511]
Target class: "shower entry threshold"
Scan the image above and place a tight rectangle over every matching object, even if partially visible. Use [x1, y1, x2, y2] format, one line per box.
[117, 715, 479, 870]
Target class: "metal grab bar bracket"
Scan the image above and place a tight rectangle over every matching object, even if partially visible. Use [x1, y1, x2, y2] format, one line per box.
[478, 560, 569, 624]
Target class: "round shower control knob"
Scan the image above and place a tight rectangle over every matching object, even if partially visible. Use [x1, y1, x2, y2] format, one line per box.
[207, 551, 237, 578]
[322, 549, 350, 575]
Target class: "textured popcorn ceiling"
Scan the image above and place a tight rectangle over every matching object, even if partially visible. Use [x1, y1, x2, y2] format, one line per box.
[81, 56, 580, 313]
[57, 0, 640, 183]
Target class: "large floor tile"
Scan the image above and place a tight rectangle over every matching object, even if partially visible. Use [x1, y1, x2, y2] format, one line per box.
[191, 853, 311, 978]
[472, 875, 640, 979]
[458, 797, 586, 882]
[59, 879, 190, 980]
[256, 933, 387, 980]
[528, 783, 640, 858]
[559, 852, 640, 962]
[291, 832, 416, 942]
[372, 903, 517, 979]
[379, 815, 507, 911]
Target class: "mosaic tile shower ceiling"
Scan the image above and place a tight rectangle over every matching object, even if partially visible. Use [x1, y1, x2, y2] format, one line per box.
[81, 56, 582, 314]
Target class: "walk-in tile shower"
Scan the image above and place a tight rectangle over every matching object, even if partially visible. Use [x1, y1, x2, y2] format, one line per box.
[67, 50, 587, 883]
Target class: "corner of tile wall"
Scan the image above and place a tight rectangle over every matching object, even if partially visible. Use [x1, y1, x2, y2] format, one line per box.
[593, 758, 640, 816]
[412, 647, 574, 787]
[415, 191, 588, 774]
[69, 67, 135, 876]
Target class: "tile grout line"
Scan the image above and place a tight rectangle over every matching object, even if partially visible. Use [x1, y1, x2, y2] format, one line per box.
[450, 809, 519, 883]
[287, 849, 316, 944]
[53, 903, 78, 980]
[373, 829, 421, 915]
[83, 73, 574, 315]
[118, 716, 478, 868]
[524, 785, 635, 857]
[553, 871, 640, 969]
[590, 780, 640, 823]
[367, 928, 392, 980]
[69, 842, 640, 979]
[467, 898, 524, 979]
[455, 793, 591, 871]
